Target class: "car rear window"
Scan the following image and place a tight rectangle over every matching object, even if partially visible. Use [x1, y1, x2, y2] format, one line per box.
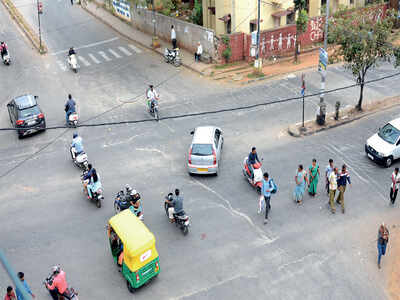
[191, 144, 213, 156]
[19, 106, 40, 119]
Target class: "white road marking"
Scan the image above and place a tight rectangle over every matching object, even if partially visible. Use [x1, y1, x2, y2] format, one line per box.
[77, 56, 90, 66]
[128, 44, 142, 53]
[88, 53, 100, 64]
[50, 37, 119, 55]
[103, 135, 139, 148]
[108, 49, 121, 58]
[98, 51, 111, 61]
[56, 60, 66, 71]
[118, 46, 132, 56]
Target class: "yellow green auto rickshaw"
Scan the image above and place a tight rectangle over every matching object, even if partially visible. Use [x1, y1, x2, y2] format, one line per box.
[107, 208, 160, 292]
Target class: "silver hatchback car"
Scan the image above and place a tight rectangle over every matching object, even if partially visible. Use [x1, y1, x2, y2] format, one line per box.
[187, 126, 224, 175]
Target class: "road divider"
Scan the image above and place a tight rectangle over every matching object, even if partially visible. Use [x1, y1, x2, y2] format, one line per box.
[1, 0, 48, 54]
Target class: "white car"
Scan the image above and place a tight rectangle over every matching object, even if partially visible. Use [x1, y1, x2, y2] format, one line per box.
[365, 118, 400, 167]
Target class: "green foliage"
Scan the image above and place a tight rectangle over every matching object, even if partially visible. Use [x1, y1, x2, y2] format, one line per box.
[329, 8, 399, 109]
[296, 9, 308, 34]
[293, 0, 307, 11]
[190, 0, 202, 25]
[222, 48, 232, 62]
[161, 0, 174, 15]
[221, 35, 230, 46]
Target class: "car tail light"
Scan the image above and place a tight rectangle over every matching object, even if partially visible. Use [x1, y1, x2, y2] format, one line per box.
[155, 262, 159, 272]
[188, 147, 192, 164]
[135, 272, 140, 282]
[38, 113, 44, 119]
[16, 120, 24, 125]
[212, 149, 216, 165]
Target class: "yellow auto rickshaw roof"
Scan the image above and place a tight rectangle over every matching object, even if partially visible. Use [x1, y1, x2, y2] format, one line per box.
[108, 209, 156, 257]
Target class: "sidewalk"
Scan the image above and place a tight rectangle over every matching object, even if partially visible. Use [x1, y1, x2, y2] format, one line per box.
[82, 1, 211, 76]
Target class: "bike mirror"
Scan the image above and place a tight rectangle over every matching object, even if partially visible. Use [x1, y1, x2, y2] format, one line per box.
[34, 95, 38, 99]
[190, 130, 194, 135]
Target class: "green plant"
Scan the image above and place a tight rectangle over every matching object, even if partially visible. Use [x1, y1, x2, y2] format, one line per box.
[222, 48, 232, 62]
[293, 0, 309, 62]
[190, 0, 202, 25]
[161, 0, 174, 15]
[221, 35, 230, 46]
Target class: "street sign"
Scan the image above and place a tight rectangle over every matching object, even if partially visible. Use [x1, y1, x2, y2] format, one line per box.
[251, 31, 257, 45]
[301, 74, 305, 96]
[318, 47, 328, 72]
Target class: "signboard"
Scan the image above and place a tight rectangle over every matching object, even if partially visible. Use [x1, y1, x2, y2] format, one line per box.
[251, 31, 257, 45]
[318, 47, 328, 72]
[112, 0, 131, 21]
[301, 74, 305, 96]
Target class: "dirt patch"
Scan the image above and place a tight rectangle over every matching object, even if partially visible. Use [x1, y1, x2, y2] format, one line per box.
[387, 225, 400, 300]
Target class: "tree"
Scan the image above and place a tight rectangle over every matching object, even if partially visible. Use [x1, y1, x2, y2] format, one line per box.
[293, 0, 309, 62]
[329, 8, 400, 110]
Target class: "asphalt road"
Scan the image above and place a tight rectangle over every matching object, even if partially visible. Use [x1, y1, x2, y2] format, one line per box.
[1, 1, 400, 299]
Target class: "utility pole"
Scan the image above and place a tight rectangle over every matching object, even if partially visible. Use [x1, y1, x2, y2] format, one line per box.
[256, 0, 261, 72]
[152, 0, 156, 36]
[319, 0, 330, 107]
[36, 0, 42, 52]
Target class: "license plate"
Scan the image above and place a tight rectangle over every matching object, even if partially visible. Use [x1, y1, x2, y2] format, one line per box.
[367, 153, 374, 160]
[197, 168, 208, 172]
[27, 120, 35, 126]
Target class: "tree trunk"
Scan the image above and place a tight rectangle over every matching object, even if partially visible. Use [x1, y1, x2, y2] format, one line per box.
[357, 80, 364, 111]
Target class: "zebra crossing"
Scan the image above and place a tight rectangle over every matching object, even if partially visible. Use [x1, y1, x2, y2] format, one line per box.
[56, 44, 141, 71]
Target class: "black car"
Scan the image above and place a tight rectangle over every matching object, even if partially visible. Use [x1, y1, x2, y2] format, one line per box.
[7, 95, 46, 138]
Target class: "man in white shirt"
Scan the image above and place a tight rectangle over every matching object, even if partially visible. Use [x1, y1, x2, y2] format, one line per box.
[171, 25, 177, 49]
[328, 167, 338, 214]
[146, 85, 159, 113]
[194, 42, 203, 62]
[390, 167, 400, 204]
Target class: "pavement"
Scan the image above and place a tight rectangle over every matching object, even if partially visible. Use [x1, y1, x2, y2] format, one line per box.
[1, 0, 400, 299]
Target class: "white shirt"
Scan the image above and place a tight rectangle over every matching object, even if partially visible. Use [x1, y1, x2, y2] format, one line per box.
[196, 44, 203, 55]
[171, 28, 176, 40]
[329, 172, 337, 190]
[147, 89, 159, 100]
[391, 172, 400, 189]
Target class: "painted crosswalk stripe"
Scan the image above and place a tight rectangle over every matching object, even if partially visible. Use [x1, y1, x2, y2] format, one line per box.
[128, 44, 142, 54]
[118, 46, 132, 56]
[56, 60, 66, 71]
[98, 51, 111, 61]
[108, 49, 122, 58]
[88, 53, 101, 64]
[78, 56, 91, 66]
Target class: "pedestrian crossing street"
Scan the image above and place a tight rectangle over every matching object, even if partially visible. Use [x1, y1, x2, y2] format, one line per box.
[56, 44, 142, 71]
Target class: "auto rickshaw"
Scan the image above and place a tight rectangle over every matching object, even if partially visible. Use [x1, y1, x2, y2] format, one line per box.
[107, 209, 160, 292]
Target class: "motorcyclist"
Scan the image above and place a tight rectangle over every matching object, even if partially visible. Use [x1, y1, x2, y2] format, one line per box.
[83, 163, 95, 195]
[146, 85, 159, 113]
[247, 147, 260, 178]
[165, 188, 184, 223]
[64, 94, 76, 124]
[46, 266, 69, 300]
[71, 132, 84, 159]
[0, 41, 8, 59]
[87, 169, 101, 199]
[68, 47, 76, 58]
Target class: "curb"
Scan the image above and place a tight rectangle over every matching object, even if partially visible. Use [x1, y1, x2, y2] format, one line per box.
[81, 4, 205, 76]
[1, 0, 47, 54]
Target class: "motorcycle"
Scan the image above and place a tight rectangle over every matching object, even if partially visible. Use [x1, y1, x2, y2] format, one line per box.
[67, 54, 79, 73]
[67, 112, 78, 127]
[164, 48, 181, 67]
[81, 171, 103, 208]
[147, 98, 159, 121]
[164, 193, 190, 235]
[43, 271, 79, 300]
[242, 157, 263, 193]
[114, 190, 143, 220]
[2, 50, 10, 65]
[70, 146, 88, 171]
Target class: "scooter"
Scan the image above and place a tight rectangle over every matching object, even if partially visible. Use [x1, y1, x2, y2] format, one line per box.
[67, 54, 79, 73]
[242, 157, 263, 193]
[81, 171, 103, 208]
[43, 270, 79, 300]
[67, 112, 78, 127]
[164, 48, 181, 67]
[147, 99, 159, 121]
[70, 146, 88, 171]
[2, 50, 10, 65]
[164, 193, 190, 235]
[114, 190, 143, 220]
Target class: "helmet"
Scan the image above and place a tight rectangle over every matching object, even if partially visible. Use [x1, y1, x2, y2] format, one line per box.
[130, 189, 137, 196]
[125, 184, 132, 193]
[51, 265, 60, 274]
[73, 133, 78, 139]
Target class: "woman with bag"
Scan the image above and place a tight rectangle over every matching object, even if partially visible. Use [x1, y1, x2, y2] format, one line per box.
[308, 159, 320, 197]
[294, 164, 308, 204]
[377, 223, 389, 269]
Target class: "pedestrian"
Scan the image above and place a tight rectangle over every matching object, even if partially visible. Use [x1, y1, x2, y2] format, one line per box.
[4, 286, 16, 300]
[390, 167, 400, 205]
[377, 222, 389, 269]
[294, 164, 308, 204]
[16, 272, 35, 300]
[335, 164, 351, 214]
[194, 42, 202, 62]
[308, 158, 320, 197]
[325, 159, 334, 194]
[328, 167, 338, 213]
[261, 172, 275, 225]
[70, 0, 73, 5]
[171, 25, 177, 49]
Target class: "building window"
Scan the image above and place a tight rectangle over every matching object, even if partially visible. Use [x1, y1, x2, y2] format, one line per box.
[321, 0, 327, 6]
[273, 17, 280, 28]
[227, 19, 231, 34]
[250, 22, 257, 33]
[350, 0, 354, 4]
[286, 12, 295, 24]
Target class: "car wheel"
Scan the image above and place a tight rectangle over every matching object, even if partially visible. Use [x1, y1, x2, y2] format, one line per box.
[17, 131, 23, 139]
[385, 156, 393, 168]
[42, 120, 46, 131]
[127, 280, 135, 293]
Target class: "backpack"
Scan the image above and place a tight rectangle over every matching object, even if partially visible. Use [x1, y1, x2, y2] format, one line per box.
[270, 178, 277, 194]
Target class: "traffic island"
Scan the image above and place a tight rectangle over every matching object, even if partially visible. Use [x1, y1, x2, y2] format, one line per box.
[1, 0, 47, 54]
[288, 96, 400, 137]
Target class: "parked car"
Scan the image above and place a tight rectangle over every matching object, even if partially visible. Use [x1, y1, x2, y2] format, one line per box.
[7, 94, 46, 138]
[187, 126, 223, 175]
[365, 118, 400, 167]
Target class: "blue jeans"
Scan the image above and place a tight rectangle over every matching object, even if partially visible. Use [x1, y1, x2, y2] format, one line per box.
[377, 242, 387, 265]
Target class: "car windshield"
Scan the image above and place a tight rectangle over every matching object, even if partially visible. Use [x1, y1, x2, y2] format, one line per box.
[378, 123, 400, 145]
[19, 106, 40, 119]
[191, 144, 213, 156]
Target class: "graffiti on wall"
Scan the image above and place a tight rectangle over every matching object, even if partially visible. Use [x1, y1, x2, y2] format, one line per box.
[112, 0, 131, 21]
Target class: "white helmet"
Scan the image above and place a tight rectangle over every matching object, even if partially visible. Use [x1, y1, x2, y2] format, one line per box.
[130, 189, 137, 196]
[51, 265, 60, 274]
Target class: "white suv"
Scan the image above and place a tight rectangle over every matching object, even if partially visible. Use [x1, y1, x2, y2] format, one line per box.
[365, 118, 400, 167]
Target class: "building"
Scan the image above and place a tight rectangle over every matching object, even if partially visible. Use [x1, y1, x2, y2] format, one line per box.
[202, 0, 367, 36]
